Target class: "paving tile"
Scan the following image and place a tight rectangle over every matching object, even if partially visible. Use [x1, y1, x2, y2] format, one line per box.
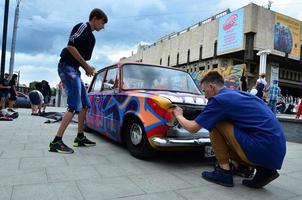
[64, 154, 110, 166]
[0, 158, 20, 170]
[176, 185, 249, 200]
[11, 181, 83, 200]
[0, 186, 13, 200]
[129, 172, 192, 193]
[234, 183, 298, 200]
[76, 177, 145, 200]
[1, 149, 43, 158]
[20, 157, 67, 169]
[118, 191, 185, 200]
[46, 165, 101, 182]
[0, 168, 47, 186]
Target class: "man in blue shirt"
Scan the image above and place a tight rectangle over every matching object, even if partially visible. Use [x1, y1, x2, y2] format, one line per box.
[267, 80, 281, 114]
[49, 8, 108, 154]
[173, 71, 286, 188]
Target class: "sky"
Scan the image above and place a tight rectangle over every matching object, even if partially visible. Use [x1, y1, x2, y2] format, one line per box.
[0, 0, 302, 88]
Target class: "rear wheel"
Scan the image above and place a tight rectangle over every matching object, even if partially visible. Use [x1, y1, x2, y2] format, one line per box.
[125, 118, 156, 159]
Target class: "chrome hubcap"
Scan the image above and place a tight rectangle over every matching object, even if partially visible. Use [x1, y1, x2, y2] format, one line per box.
[130, 123, 143, 145]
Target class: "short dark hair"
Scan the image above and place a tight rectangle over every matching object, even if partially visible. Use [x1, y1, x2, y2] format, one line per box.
[12, 74, 18, 80]
[89, 8, 108, 23]
[200, 71, 224, 86]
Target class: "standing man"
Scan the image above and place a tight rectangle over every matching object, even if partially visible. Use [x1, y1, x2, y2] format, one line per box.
[267, 80, 281, 114]
[173, 71, 286, 188]
[0, 73, 10, 111]
[49, 8, 108, 154]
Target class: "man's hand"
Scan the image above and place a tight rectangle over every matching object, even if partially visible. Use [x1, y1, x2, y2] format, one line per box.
[85, 66, 96, 77]
[173, 106, 183, 117]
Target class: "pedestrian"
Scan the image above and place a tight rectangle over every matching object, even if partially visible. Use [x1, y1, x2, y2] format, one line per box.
[41, 80, 51, 113]
[172, 71, 286, 188]
[0, 73, 10, 111]
[267, 80, 281, 114]
[239, 70, 248, 92]
[8, 74, 18, 112]
[49, 8, 108, 154]
[28, 89, 44, 116]
[255, 73, 267, 100]
[296, 98, 302, 119]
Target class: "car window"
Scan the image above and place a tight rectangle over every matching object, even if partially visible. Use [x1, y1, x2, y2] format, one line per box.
[102, 67, 118, 91]
[122, 64, 201, 94]
[91, 71, 106, 92]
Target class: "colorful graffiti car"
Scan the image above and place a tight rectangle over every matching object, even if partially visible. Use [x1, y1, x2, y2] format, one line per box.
[85, 62, 213, 159]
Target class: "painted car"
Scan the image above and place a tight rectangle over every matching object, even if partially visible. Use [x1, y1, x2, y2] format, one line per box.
[86, 62, 213, 159]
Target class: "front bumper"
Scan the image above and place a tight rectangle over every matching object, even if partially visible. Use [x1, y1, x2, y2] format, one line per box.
[150, 137, 211, 147]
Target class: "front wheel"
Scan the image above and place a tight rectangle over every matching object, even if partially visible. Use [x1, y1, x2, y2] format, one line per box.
[125, 118, 156, 159]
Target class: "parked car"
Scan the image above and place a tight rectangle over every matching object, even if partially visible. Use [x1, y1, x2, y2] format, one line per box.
[85, 62, 213, 159]
[15, 92, 31, 108]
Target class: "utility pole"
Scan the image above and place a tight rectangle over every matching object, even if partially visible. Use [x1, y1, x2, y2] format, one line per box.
[9, 0, 22, 79]
[1, 0, 10, 79]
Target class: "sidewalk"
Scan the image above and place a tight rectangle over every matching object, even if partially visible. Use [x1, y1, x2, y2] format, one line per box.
[0, 108, 301, 200]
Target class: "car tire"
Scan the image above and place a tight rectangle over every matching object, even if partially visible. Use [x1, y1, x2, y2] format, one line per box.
[125, 118, 156, 159]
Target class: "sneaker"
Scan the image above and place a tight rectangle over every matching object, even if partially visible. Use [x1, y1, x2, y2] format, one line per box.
[242, 167, 279, 188]
[7, 108, 16, 112]
[231, 164, 255, 178]
[201, 166, 234, 187]
[49, 140, 74, 154]
[73, 136, 96, 147]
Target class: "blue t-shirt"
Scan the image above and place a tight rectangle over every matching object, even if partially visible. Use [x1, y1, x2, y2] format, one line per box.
[195, 87, 286, 169]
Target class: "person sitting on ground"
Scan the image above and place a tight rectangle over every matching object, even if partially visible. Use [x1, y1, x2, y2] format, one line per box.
[8, 74, 18, 112]
[28, 89, 44, 115]
[173, 71, 286, 188]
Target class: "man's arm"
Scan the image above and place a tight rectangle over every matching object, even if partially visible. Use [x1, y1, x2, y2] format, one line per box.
[66, 46, 95, 76]
[173, 106, 202, 133]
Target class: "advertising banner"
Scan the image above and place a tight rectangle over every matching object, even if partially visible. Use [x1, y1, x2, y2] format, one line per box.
[274, 13, 300, 59]
[217, 8, 244, 55]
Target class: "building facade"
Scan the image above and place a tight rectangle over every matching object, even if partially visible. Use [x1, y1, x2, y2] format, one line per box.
[123, 3, 302, 96]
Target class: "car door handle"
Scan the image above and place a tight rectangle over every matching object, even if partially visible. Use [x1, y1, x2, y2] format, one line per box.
[95, 96, 100, 102]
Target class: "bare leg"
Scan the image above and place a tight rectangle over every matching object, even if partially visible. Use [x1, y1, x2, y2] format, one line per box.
[0, 98, 4, 110]
[8, 100, 15, 109]
[56, 111, 75, 137]
[78, 107, 88, 133]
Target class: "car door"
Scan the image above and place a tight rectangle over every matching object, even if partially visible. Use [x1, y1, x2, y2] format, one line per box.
[100, 67, 120, 140]
[87, 70, 106, 130]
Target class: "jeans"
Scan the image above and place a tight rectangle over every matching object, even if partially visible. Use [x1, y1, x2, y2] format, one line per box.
[268, 100, 277, 114]
[58, 62, 91, 113]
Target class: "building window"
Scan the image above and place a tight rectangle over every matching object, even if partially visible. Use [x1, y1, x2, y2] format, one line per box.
[199, 66, 205, 71]
[176, 53, 179, 66]
[199, 45, 203, 61]
[298, 74, 301, 81]
[214, 40, 217, 57]
[290, 72, 293, 80]
[160, 58, 162, 65]
[187, 49, 190, 64]
[167, 55, 170, 66]
[213, 64, 218, 69]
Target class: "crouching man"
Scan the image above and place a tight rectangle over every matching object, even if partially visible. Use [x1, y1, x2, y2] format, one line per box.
[173, 71, 286, 188]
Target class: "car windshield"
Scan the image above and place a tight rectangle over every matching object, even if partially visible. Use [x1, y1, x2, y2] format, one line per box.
[122, 64, 201, 94]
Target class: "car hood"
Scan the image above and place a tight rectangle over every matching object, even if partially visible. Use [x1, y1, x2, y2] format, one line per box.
[138, 90, 207, 106]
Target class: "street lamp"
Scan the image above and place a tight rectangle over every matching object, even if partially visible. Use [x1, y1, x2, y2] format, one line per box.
[9, 0, 22, 79]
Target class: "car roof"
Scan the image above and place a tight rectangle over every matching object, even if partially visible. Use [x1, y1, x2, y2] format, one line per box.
[96, 62, 186, 73]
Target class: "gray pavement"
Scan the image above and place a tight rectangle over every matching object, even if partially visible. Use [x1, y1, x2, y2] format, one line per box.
[0, 107, 301, 200]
